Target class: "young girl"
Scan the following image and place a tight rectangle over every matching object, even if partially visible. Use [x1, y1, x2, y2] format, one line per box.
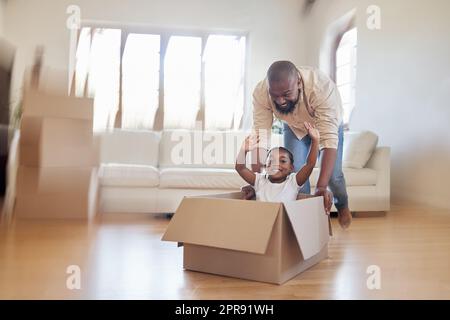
[235, 122, 319, 203]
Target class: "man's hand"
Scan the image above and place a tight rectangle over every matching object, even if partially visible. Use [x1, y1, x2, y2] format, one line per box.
[314, 187, 333, 214]
[241, 185, 256, 200]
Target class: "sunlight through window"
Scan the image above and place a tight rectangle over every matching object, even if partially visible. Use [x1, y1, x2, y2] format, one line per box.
[163, 36, 202, 129]
[336, 27, 357, 125]
[122, 34, 160, 130]
[75, 28, 246, 131]
[76, 28, 121, 131]
[204, 35, 246, 130]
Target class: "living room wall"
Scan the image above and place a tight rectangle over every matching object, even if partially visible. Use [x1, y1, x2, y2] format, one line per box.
[303, 0, 450, 209]
[0, 0, 5, 36]
[3, 0, 308, 129]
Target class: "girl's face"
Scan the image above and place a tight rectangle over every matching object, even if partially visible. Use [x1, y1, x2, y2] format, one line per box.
[265, 149, 294, 182]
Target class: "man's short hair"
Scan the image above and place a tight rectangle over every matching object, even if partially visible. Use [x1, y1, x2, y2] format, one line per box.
[267, 61, 298, 83]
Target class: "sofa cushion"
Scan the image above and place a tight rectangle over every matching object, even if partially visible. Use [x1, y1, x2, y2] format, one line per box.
[98, 130, 161, 166]
[159, 130, 284, 169]
[159, 168, 247, 189]
[343, 131, 378, 169]
[99, 163, 159, 187]
[159, 130, 246, 169]
[309, 167, 377, 187]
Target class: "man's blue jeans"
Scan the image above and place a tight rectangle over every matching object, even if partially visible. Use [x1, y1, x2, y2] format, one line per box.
[283, 123, 349, 210]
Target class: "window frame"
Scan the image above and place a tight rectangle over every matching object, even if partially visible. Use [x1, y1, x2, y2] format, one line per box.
[74, 22, 248, 131]
[332, 21, 356, 130]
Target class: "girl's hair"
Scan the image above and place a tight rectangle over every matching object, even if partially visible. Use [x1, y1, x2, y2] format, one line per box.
[267, 147, 294, 164]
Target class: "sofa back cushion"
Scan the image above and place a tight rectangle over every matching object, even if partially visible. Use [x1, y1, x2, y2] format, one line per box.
[159, 130, 284, 169]
[343, 131, 379, 169]
[98, 129, 161, 166]
[97, 128, 378, 170]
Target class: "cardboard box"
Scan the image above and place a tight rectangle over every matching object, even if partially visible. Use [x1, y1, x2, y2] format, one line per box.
[16, 166, 96, 196]
[14, 168, 99, 220]
[162, 192, 331, 284]
[22, 87, 93, 120]
[19, 116, 99, 167]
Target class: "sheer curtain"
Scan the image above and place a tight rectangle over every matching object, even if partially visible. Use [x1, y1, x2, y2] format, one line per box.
[336, 27, 357, 125]
[163, 36, 202, 129]
[75, 28, 246, 131]
[204, 35, 246, 130]
[75, 28, 121, 131]
[122, 34, 160, 130]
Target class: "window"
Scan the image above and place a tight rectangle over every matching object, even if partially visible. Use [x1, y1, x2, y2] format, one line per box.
[163, 36, 202, 129]
[335, 27, 357, 126]
[204, 35, 246, 130]
[75, 28, 121, 130]
[74, 27, 246, 132]
[122, 34, 160, 130]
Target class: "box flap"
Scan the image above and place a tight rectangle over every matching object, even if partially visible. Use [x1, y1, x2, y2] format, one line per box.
[190, 192, 242, 200]
[22, 87, 93, 120]
[162, 197, 281, 254]
[283, 196, 330, 260]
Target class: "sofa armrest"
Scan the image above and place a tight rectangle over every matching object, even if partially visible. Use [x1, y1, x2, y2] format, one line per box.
[365, 146, 391, 210]
[366, 146, 389, 169]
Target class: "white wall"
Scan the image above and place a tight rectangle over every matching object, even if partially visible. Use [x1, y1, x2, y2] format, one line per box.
[0, 0, 5, 36]
[304, 0, 450, 209]
[3, 0, 308, 128]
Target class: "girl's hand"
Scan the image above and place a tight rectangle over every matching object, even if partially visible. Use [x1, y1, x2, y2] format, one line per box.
[304, 122, 320, 142]
[241, 134, 260, 152]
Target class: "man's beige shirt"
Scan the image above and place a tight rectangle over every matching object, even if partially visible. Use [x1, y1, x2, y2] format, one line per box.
[252, 66, 343, 150]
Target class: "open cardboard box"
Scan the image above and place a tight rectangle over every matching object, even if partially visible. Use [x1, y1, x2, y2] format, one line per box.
[162, 192, 332, 285]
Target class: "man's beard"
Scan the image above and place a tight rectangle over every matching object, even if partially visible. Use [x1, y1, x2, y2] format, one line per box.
[274, 100, 296, 115]
[274, 90, 300, 115]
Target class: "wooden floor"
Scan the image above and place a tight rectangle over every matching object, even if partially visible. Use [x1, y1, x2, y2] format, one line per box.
[1, 204, 450, 299]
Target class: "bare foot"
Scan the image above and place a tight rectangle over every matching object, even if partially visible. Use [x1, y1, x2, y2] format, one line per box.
[337, 207, 352, 229]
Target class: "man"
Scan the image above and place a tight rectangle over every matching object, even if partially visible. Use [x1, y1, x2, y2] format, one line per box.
[244, 60, 352, 229]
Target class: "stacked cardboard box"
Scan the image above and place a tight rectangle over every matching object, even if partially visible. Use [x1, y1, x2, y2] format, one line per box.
[14, 88, 99, 220]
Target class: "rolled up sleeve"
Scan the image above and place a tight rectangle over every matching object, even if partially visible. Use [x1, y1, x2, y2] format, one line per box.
[310, 75, 342, 150]
[252, 80, 273, 149]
